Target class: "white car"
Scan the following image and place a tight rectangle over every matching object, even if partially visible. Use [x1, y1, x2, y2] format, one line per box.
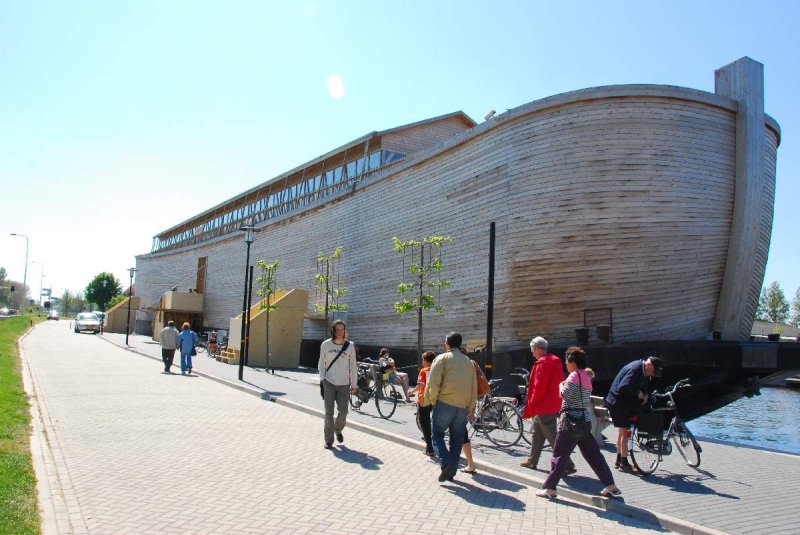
[74, 312, 101, 334]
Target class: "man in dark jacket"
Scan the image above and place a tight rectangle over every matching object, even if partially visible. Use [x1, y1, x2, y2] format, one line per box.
[605, 356, 664, 472]
[519, 337, 575, 474]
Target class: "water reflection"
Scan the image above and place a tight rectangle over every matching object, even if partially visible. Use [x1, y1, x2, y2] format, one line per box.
[693, 387, 800, 454]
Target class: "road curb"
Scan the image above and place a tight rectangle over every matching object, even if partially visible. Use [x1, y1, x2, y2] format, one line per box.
[101, 335, 729, 535]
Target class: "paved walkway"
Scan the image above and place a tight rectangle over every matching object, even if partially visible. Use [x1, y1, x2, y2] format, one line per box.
[22, 322, 800, 534]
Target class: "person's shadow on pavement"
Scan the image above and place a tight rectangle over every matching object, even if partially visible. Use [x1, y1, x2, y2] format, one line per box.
[332, 446, 383, 470]
[441, 478, 525, 511]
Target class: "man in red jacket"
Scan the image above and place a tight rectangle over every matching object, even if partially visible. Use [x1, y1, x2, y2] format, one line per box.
[519, 336, 575, 474]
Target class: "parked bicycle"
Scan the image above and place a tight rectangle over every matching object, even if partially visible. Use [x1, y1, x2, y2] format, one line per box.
[415, 378, 523, 448]
[349, 358, 400, 419]
[628, 378, 703, 475]
[511, 367, 536, 446]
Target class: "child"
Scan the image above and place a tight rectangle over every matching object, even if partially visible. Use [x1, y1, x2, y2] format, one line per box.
[408, 351, 436, 456]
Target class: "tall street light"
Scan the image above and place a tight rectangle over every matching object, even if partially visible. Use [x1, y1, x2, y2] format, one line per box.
[238, 222, 255, 381]
[9, 233, 29, 307]
[125, 267, 137, 346]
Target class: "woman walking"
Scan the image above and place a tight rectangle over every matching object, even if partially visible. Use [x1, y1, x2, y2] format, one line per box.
[177, 322, 198, 375]
[537, 346, 622, 499]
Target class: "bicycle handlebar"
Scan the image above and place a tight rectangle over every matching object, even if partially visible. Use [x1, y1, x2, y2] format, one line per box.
[651, 378, 692, 399]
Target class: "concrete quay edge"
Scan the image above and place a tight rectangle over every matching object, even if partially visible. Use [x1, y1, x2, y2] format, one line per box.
[100, 336, 729, 535]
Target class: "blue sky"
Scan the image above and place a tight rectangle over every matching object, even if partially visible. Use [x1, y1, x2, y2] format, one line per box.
[1, 1, 798, 305]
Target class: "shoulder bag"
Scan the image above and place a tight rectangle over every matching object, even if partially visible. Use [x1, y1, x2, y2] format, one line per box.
[561, 371, 592, 441]
[320, 341, 350, 398]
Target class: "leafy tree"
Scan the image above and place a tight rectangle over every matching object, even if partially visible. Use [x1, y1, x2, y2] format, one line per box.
[756, 281, 789, 323]
[314, 246, 348, 326]
[255, 260, 280, 373]
[791, 287, 800, 327]
[107, 294, 126, 310]
[60, 289, 87, 316]
[84, 272, 122, 311]
[393, 235, 452, 363]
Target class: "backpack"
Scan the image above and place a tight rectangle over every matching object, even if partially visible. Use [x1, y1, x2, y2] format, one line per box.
[473, 360, 491, 397]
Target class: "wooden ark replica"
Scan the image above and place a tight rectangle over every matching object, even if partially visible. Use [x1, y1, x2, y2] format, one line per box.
[135, 57, 788, 413]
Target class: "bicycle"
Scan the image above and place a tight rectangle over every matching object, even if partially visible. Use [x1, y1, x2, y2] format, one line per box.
[468, 379, 523, 448]
[349, 358, 400, 419]
[628, 378, 703, 475]
[510, 367, 535, 445]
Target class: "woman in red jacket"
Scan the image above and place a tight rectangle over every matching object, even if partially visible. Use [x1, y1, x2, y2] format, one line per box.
[519, 337, 575, 475]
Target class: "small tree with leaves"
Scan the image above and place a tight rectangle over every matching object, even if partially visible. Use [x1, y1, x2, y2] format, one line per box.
[791, 287, 800, 327]
[84, 272, 122, 311]
[315, 246, 348, 326]
[393, 235, 452, 364]
[756, 281, 790, 323]
[256, 260, 280, 373]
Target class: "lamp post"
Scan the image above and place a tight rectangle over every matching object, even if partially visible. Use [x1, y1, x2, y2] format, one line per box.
[125, 267, 137, 346]
[100, 279, 108, 334]
[9, 233, 29, 310]
[238, 223, 255, 381]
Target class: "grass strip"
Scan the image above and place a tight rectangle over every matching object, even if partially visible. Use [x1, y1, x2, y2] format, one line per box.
[0, 316, 41, 535]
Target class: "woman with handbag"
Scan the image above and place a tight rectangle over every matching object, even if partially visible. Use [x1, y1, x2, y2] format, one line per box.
[177, 322, 198, 376]
[537, 346, 622, 499]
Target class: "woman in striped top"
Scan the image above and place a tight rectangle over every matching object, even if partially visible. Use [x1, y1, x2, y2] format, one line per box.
[537, 347, 622, 499]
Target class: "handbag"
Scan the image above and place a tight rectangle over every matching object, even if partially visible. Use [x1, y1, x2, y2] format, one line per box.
[191, 347, 197, 356]
[561, 371, 592, 441]
[320, 341, 350, 398]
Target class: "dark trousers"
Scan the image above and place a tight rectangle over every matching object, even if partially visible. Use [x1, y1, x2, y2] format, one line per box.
[542, 427, 615, 490]
[323, 379, 350, 445]
[418, 405, 433, 453]
[161, 348, 175, 371]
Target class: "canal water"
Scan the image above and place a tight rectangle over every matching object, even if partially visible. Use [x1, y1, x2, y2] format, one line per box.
[692, 386, 800, 455]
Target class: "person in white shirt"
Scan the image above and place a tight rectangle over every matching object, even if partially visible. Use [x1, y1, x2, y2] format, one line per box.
[318, 320, 358, 449]
[159, 321, 179, 373]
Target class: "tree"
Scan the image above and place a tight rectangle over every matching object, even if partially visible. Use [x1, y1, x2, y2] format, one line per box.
[314, 246, 348, 326]
[84, 272, 122, 311]
[393, 235, 452, 364]
[60, 289, 87, 316]
[756, 281, 789, 323]
[107, 294, 126, 310]
[255, 260, 280, 373]
[791, 287, 800, 327]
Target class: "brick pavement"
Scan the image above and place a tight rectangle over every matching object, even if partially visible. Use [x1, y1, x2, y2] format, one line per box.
[22, 321, 668, 535]
[101, 330, 800, 535]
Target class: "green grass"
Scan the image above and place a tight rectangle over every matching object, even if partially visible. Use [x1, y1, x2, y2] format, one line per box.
[0, 316, 41, 535]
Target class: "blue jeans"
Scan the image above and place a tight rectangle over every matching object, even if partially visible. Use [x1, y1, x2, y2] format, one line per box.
[432, 401, 467, 469]
[180, 351, 193, 372]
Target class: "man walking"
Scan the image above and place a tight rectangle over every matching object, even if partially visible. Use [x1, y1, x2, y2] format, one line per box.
[519, 336, 575, 475]
[425, 332, 477, 483]
[159, 320, 179, 373]
[318, 320, 358, 449]
[605, 355, 664, 472]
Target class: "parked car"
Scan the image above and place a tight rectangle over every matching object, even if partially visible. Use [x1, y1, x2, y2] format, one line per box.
[0, 307, 9, 316]
[74, 312, 101, 334]
[47, 310, 59, 321]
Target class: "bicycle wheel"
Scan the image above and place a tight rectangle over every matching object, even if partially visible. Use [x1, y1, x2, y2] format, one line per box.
[671, 420, 701, 468]
[483, 399, 523, 448]
[520, 414, 533, 445]
[375, 381, 398, 419]
[348, 389, 363, 409]
[628, 425, 660, 475]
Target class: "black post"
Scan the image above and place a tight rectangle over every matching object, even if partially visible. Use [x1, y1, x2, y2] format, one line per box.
[244, 265, 254, 367]
[125, 267, 137, 346]
[486, 222, 495, 371]
[238, 237, 252, 381]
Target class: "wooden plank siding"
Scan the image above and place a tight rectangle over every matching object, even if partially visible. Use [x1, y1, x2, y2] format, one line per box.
[135, 90, 778, 352]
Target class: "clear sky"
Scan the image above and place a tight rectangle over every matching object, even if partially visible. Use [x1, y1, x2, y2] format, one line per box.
[1, 0, 798, 305]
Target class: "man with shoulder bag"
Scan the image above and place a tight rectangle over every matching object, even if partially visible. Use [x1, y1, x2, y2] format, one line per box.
[318, 320, 358, 449]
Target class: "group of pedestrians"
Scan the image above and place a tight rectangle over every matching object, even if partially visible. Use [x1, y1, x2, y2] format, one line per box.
[159, 321, 199, 375]
[316, 320, 663, 498]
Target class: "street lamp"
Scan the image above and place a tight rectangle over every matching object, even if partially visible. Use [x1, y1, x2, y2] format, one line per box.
[125, 267, 137, 346]
[238, 222, 255, 381]
[9, 233, 28, 309]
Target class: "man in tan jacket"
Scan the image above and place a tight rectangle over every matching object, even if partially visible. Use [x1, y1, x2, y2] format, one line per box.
[425, 332, 477, 482]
